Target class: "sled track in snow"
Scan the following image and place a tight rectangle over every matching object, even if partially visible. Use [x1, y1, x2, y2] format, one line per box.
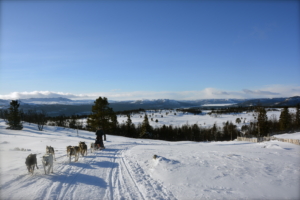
[123, 155, 177, 200]
[109, 149, 146, 200]
[1, 144, 177, 200]
[108, 146, 177, 200]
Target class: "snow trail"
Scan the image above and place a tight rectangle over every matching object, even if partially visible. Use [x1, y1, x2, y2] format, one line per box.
[0, 137, 175, 200]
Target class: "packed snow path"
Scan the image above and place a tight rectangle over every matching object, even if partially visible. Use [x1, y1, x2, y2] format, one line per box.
[1, 142, 176, 200]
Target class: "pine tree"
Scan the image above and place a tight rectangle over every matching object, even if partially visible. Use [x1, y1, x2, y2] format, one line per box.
[257, 107, 268, 136]
[279, 107, 290, 131]
[211, 123, 218, 141]
[87, 97, 118, 133]
[295, 104, 300, 129]
[140, 114, 152, 138]
[222, 121, 231, 140]
[69, 115, 77, 129]
[7, 100, 23, 130]
[125, 114, 133, 137]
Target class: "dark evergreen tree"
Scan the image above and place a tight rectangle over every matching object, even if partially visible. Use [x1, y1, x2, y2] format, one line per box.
[192, 124, 201, 141]
[69, 115, 77, 129]
[257, 107, 268, 136]
[140, 114, 152, 138]
[87, 97, 118, 133]
[211, 123, 218, 141]
[295, 104, 300, 129]
[7, 100, 23, 130]
[279, 107, 290, 131]
[222, 121, 231, 140]
[125, 114, 133, 137]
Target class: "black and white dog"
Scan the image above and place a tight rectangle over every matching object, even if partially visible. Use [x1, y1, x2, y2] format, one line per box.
[42, 153, 54, 174]
[25, 154, 38, 174]
[46, 145, 56, 161]
[79, 141, 88, 157]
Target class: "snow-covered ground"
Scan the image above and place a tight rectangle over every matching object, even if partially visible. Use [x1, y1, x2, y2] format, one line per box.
[274, 132, 300, 140]
[0, 119, 299, 200]
[116, 108, 296, 129]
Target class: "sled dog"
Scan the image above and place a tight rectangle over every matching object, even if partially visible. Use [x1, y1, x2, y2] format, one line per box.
[46, 145, 56, 161]
[25, 154, 38, 174]
[90, 143, 96, 153]
[79, 141, 88, 156]
[69, 146, 79, 162]
[66, 145, 72, 157]
[42, 153, 54, 174]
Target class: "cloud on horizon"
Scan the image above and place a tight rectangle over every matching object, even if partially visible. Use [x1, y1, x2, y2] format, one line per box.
[0, 85, 299, 101]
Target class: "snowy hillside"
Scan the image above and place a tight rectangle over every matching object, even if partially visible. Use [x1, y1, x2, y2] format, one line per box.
[0, 119, 299, 200]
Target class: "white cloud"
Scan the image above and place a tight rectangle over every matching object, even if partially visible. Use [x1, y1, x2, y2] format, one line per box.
[0, 85, 299, 101]
[0, 91, 89, 100]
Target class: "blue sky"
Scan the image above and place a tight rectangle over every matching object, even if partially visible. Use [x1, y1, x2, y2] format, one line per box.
[1, 1, 299, 100]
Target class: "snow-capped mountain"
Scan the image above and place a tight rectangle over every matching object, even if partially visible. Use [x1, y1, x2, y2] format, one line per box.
[236, 96, 300, 107]
[1, 97, 299, 117]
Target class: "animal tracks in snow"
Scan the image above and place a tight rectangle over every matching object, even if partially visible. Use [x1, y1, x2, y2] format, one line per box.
[1, 143, 177, 200]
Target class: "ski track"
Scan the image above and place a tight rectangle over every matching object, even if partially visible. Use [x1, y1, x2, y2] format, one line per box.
[1, 143, 176, 200]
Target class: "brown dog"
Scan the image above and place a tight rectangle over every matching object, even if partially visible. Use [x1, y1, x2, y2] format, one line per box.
[66, 145, 72, 157]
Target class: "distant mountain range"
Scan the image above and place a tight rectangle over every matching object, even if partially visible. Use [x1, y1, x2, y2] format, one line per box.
[235, 96, 300, 107]
[0, 96, 299, 116]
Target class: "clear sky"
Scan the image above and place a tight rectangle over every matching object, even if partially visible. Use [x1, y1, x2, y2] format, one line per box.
[1, 0, 299, 100]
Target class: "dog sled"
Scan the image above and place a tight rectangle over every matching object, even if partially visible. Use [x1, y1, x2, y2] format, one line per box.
[95, 140, 105, 150]
[95, 127, 106, 151]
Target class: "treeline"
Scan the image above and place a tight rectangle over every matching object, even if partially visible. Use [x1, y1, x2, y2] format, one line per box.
[239, 105, 300, 136]
[113, 105, 300, 141]
[1, 99, 299, 143]
[115, 108, 145, 115]
[0, 103, 89, 131]
[208, 106, 256, 115]
[176, 108, 202, 115]
[114, 116, 238, 142]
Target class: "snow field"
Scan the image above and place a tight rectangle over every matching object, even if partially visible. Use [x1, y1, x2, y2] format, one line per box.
[116, 108, 297, 130]
[125, 140, 300, 199]
[1, 118, 300, 200]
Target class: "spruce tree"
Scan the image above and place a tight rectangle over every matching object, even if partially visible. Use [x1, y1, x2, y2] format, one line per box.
[140, 114, 152, 138]
[279, 107, 290, 131]
[125, 114, 133, 137]
[87, 97, 117, 133]
[295, 104, 300, 129]
[7, 100, 23, 130]
[257, 107, 268, 136]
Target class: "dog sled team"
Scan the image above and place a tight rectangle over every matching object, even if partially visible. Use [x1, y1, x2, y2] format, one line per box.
[25, 127, 106, 175]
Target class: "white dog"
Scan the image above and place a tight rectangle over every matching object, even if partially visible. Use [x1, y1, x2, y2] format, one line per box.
[46, 145, 56, 161]
[42, 153, 54, 174]
[90, 143, 95, 153]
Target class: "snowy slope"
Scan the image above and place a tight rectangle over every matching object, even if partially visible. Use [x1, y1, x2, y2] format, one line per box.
[0, 119, 299, 200]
